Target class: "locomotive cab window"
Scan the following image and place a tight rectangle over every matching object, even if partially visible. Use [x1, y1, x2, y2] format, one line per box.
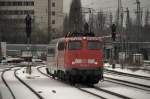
[58, 41, 65, 50]
[68, 41, 82, 50]
[88, 41, 102, 50]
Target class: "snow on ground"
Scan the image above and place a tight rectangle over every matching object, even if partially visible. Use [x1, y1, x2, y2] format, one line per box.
[97, 81, 150, 99]
[104, 63, 150, 88]
[0, 72, 13, 99]
[3, 69, 38, 99]
[104, 73, 150, 86]
[17, 67, 100, 99]
[0, 64, 14, 70]
[82, 87, 121, 99]
[1, 64, 150, 99]
[38, 66, 150, 99]
[102, 63, 150, 99]
[104, 63, 150, 77]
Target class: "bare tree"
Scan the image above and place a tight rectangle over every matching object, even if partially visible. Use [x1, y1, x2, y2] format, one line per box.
[63, 14, 69, 36]
[144, 9, 150, 41]
[96, 11, 107, 36]
[68, 0, 83, 32]
[31, 26, 49, 44]
[125, 8, 133, 41]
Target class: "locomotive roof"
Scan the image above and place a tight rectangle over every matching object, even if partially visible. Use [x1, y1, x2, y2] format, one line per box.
[65, 37, 103, 41]
[65, 32, 95, 37]
[50, 37, 103, 44]
[50, 32, 103, 44]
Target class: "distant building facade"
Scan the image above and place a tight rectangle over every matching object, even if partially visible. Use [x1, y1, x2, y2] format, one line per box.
[50, 0, 64, 38]
[0, 0, 63, 42]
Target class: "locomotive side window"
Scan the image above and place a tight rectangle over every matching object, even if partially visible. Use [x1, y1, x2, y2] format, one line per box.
[88, 41, 102, 50]
[58, 41, 65, 51]
[68, 41, 82, 50]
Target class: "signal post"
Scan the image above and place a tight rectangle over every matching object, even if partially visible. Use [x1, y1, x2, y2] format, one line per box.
[25, 14, 32, 74]
[111, 24, 116, 69]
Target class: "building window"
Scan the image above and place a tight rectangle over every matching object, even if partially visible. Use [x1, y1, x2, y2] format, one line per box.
[0, 10, 34, 15]
[52, 2, 55, 7]
[52, 20, 55, 24]
[52, 11, 55, 16]
[52, 28, 56, 32]
[0, 1, 34, 6]
[31, 2, 34, 6]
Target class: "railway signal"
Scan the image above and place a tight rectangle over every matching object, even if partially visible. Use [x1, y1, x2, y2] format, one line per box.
[111, 24, 116, 41]
[25, 14, 32, 38]
[111, 24, 117, 69]
[25, 14, 32, 75]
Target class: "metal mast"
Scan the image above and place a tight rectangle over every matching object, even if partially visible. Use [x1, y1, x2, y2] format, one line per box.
[116, 0, 124, 42]
[145, 9, 149, 27]
[116, 0, 123, 26]
[135, 0, 142, 41]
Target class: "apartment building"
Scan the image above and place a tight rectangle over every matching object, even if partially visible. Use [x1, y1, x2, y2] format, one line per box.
[0, 0, 34, 33]
[0, 0, 63, 41]
[50, 0, 64, 38]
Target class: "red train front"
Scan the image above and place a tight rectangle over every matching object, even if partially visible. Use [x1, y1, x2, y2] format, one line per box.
[46, 34, 104, 84]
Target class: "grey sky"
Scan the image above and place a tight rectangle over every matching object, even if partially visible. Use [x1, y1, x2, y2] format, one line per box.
[63, 0, 150, 14]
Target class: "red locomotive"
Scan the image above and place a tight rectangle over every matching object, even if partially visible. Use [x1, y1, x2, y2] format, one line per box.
[46, 33, 104, 84]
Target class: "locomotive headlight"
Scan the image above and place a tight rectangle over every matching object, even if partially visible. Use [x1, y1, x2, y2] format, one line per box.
[88, 59, 97, 64]
[72, 61, 75, 64]
[83, 37, 86, 40]
[72, 59, 82, 64]
[95, 62, 98, 65]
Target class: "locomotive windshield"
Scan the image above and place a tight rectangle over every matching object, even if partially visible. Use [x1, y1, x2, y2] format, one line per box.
[68, 41, 82, 50]
[88, 41, 102, 50]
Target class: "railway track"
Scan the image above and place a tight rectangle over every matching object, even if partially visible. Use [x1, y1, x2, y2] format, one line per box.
[37, 66, 132, 99]
[93, 86, 131, 99]
[76, 87, 107, 99]
[1, 68, 16, 99]
[104, 69, 150, 80]
[75, 85, 132, 99]
[104, 76, 150, 91]
[140, 68, 150, 72]
[105, 78, 150, 92]
[14, 69, 44, 99]
[1, 67, 44, 99]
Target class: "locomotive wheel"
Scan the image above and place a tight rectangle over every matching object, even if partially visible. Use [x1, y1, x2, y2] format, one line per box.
[61, 72, 65, 81]
[52, 74, 54, 79]
[57, 71, 61, 79]
[51, 71, 57, 79]
[69, 75, 75, 85]
[58, 71, 64, 80]
[92, 76, 100, 84]
[64, 74, 69, 82]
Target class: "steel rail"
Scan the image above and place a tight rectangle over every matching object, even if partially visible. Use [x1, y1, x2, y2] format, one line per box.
[105, 76, 150, 89]
[37, 66, 132, 99]
[94, 86, 132, 99]
[14, 69, 44, 99]
[105, 79, 150, 92]
[37, 66, 107, 99]
[1, 69, 16, 99]
[76, 87, 107, 99]
[104, 69, 150, 80]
